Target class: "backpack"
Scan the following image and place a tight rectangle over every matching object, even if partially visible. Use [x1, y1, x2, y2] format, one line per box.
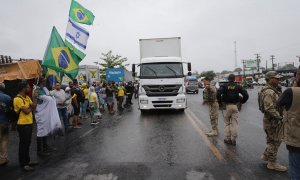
[258, 87, 273, 113]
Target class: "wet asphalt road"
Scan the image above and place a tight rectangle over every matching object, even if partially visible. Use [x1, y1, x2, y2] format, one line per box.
[0, 86, 290, 180]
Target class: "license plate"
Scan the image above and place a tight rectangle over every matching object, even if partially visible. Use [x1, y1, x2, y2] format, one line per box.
[158, 98, 167, 100]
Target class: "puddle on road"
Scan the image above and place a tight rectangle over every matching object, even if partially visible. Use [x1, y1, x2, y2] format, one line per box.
[186, 170, 214, 180]
[84, 173, 118, 180]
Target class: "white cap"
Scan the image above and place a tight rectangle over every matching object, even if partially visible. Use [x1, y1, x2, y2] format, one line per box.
[65, 87, 71, 91]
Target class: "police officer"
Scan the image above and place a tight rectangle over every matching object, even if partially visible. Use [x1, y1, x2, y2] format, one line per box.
[202, 77, 219, 136]
[260, 71, 287, 172]
[278, 69, 300, 177]
[217, 74, 248, 145]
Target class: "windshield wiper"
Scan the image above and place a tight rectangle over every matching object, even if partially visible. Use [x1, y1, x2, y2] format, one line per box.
[145, 67, 158, 77]
[166, 66, 178, 78]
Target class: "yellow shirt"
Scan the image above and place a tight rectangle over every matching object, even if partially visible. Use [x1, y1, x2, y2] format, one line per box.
[83, 88, 89, 99]
[13, 95, 33, 125]
[118, 87, 125, 97]
[89, 93, 97, 103]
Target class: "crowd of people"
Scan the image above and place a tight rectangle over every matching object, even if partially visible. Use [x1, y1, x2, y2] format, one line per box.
[202, 69, 300, 178]
[0, 77, 138, 171]
[0, 69, 299, 178]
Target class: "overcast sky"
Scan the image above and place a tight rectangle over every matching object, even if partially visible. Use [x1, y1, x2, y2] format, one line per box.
[1, 0, 300, 72]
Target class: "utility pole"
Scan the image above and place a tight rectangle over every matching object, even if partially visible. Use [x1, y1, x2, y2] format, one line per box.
[270, 55, 275, 70]
[242, 60, 246, 78]
[254, 53, 261, 77]
[266, 60, 268, 70]
[234, 41, 237, 68]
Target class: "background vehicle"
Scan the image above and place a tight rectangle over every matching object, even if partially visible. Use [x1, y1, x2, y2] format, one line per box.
[132, 37, 191, 113]
[257, 78, 266, 86]
[185, 76, 199, 94]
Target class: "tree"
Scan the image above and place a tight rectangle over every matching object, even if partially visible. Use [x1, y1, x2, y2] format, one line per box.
[200, 70, 216, 80]
[221, 70, 230, 74]
[96, 50, 129, 80]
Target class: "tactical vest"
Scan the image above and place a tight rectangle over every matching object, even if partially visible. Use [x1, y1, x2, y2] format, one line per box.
[203, 86, 217, 103]
[221, 83, 241, 104]
[283, 87, 300, 148]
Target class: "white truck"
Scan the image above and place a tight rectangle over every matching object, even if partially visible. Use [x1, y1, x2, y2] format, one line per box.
[132, 37, 191, 113]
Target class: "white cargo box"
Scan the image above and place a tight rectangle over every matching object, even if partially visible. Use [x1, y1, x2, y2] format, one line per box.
[139, 37, 181, 59]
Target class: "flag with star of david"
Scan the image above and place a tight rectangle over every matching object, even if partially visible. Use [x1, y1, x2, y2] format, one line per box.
[65, 18, 89, 59]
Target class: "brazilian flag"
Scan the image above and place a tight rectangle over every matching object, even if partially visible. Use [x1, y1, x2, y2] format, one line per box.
[69, 0, 95, 25]
[43, 26, 80, 80]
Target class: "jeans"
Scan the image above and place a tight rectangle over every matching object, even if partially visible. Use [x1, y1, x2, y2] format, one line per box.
[0, 124, 9, 164]
[17, 124, 33, 167]
[80, 100, 88, 117]
[57, 107, 69, 130]
[289, 149, 300, 180]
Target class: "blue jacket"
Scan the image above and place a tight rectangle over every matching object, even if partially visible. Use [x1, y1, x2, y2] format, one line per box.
[0, 92, 12, 124]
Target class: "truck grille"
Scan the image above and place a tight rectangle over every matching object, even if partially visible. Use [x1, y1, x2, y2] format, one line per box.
[142, 84, 181, 97]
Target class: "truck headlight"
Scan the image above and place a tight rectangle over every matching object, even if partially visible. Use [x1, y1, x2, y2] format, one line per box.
[176, 98, 185, 103]
[140, 99, 148, 104]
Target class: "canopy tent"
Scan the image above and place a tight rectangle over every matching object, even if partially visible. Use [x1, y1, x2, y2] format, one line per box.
[0, 60, 42, 83]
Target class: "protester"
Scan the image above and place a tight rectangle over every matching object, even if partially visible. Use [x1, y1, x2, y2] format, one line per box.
[125, 81, 134, 105]
[51, 83, 71, 133]
[81, 83, 89, 119]
[106, 82, 115, 114]
[64, 87, 74, 126]
[0, 83, 11, 166]
[100, 82, 107, 112]
[71, 82, 82, 128]
[88, 87, 101, 125]
[117, 83, 126, 110]
[14, 81, 38, 171]
[34, 77, 61, 157]
[134, 81, 139, 99]
[278, 69, 300, 178]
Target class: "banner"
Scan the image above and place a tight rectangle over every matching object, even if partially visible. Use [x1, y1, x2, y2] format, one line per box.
[106, 68, 124, 83]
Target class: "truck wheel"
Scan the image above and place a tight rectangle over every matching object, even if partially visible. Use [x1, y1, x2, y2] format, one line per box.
[196, 90, 199, 94]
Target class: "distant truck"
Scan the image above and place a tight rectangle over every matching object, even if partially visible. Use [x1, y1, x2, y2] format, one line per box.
[132, 37, 191, 113]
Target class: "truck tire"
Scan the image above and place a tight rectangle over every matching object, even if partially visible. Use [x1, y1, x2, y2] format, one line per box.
[196, 90, 199, 94]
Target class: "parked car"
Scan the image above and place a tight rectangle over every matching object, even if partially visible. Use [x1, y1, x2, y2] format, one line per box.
[186, 79, 199, 94]
[257, 78, 266, 86]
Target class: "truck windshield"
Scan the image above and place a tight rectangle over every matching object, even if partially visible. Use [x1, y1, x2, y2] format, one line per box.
[140, 63, 183, 78]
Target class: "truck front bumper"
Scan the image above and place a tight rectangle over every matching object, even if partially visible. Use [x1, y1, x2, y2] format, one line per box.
[138, 94, 187, 110]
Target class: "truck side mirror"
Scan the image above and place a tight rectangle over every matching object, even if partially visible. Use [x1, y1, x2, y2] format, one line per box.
[132, 64, 136, 77]
[187, 72, 192, 76]
[187, 62, 191, 71]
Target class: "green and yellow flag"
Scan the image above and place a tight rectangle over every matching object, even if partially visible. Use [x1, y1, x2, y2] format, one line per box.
[43, 26, 80, 80]
[69, 0, 95, 25]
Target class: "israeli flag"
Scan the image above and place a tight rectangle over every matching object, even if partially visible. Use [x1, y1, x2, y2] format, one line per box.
[65, 18, 89, 59]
